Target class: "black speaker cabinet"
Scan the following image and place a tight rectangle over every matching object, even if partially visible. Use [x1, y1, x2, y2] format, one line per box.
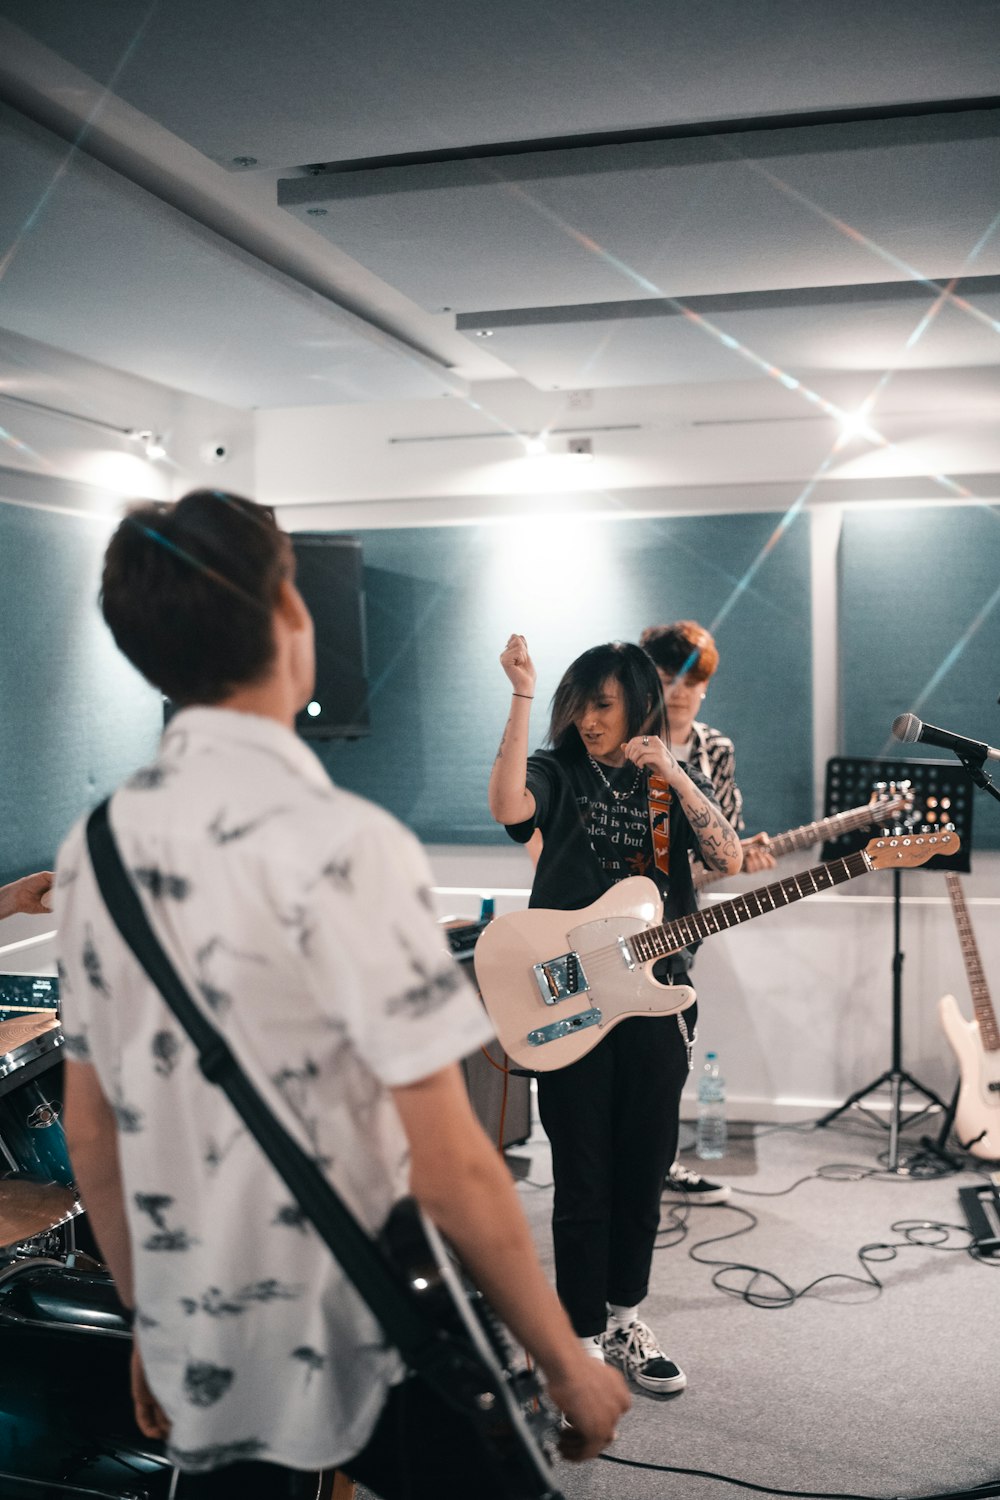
[291, 533, 370, 740]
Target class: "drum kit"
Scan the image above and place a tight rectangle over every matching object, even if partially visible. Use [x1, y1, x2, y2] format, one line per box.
[0, 1013, 176, 1499]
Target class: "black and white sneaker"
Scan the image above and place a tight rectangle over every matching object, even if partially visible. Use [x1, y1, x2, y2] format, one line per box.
[663, 1161, 732, 1204]
[601, 1319, 687, 1394]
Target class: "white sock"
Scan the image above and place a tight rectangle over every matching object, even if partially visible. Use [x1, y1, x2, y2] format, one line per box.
[579, 1334, 605, 1360]
[607, 1303, 639, 1330]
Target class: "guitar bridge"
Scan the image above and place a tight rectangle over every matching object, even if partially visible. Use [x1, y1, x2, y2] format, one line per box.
[533, 952, 589, 1006]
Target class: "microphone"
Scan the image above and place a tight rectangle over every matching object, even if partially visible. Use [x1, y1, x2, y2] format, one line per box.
[891, 712, 1000, 764]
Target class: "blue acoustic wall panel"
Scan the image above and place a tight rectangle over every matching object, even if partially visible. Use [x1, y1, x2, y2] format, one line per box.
[0, 496, 163, 882]
[840, 505, 1000, 851]
[317, 511, 813, 845]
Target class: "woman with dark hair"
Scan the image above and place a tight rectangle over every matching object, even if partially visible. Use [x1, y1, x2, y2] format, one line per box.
[488, 634, 742, 1396]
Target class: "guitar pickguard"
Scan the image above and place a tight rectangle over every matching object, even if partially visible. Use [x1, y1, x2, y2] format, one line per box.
[474, 880, 697, 1071]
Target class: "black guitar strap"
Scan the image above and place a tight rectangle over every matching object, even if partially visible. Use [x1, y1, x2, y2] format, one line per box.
[84, 797, 449, 1381]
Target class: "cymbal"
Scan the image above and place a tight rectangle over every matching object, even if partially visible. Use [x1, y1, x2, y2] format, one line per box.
[0, 1014, 59, 1056]
[0, 1177, 80, 1249]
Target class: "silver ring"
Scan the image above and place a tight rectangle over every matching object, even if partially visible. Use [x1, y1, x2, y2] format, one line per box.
[642, 736, 649, 745]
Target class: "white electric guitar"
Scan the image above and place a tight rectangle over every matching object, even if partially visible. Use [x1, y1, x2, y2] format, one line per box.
[474, 831, 959, 1072]
[938, 872, 1000, 1159]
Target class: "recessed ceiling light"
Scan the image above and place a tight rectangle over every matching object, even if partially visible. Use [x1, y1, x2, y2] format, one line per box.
[475, 329, 494, 338]
[837, 407, 876, 441]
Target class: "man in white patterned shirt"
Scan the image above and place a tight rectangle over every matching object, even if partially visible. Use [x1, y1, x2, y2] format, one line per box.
[56, 490, 626, 1499]
[640, 621, 775, 1207]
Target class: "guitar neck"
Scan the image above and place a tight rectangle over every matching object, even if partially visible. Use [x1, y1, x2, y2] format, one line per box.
[945, 872, 1000, 1051]
[768, 799, 904, 857]
[696, 798, 905, 888]
[633, 848, 872, 963]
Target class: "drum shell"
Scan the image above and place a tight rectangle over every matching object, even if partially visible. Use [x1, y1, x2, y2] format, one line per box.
[0, 1028, 75, 1188]
[0, 1261, 172, 1498]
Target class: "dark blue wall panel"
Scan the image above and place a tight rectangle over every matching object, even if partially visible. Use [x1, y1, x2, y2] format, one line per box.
[1, 496, 162, 883]
[316, 512, 813, 844]
[840, 505, 1000, 850]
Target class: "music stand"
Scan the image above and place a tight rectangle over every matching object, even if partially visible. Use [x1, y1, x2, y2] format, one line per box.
[816, 756, 974, 1172]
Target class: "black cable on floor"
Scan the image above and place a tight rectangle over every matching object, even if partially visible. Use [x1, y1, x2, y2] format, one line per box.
[655, 1163, 998, 1304]
[598, 1450, 1000, 1500]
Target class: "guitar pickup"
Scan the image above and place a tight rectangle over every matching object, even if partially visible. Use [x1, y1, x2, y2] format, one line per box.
[533, 952, 589, 1006]
[528, 1008, 603, 1047]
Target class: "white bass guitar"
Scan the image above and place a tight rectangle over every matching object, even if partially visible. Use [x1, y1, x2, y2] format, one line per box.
[938, 872, 1000, 1159]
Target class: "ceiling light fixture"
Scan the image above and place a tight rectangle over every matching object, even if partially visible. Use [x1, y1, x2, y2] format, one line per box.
[836, 406, 879, 443]
[0, 390, 138, 440]
[387, 424, 639, 447]
[0, 393, 172, 463]
[128, 429, 168, 461]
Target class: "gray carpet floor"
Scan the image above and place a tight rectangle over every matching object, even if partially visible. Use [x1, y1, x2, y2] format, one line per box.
[356, 1111, 1000, 1500]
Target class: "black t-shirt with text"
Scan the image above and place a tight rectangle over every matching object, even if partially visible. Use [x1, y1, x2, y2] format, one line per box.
[505, 744, 721, 975]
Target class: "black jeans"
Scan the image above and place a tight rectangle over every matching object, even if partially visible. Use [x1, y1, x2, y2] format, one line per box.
[535, 1004, 697, 1337]
[173, 1375, 522, 1500]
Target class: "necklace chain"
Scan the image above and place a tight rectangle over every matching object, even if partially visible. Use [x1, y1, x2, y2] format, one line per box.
[588, 755, 642, 801]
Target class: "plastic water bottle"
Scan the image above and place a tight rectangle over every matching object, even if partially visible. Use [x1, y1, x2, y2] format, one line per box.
[696, 1051, 727, 1161]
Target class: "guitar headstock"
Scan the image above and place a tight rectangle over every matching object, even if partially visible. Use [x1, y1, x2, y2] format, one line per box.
[865, 828, 960, 869]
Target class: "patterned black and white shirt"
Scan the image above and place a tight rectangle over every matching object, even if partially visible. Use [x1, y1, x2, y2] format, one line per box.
[673, 720, 745, 833]
[55, 708, 493, 1474]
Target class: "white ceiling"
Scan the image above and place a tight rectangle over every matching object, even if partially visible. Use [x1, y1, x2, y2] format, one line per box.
[0, 0, 998, 504]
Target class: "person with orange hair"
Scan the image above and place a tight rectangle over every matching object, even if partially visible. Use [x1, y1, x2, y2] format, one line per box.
[640, 620, 775, 1206]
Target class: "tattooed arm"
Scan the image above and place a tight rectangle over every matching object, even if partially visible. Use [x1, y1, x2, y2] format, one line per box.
[672, 769, 744, 874]
[487, 632, 538, 825]
[622, 735, 743, 876]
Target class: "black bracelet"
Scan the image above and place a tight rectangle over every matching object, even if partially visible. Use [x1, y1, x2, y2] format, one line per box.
[512, 693, 534, 699]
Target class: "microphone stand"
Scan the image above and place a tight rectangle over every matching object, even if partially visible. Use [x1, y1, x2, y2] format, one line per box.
[956, 748, 1000, 806]
[817, 865, 948, 1171]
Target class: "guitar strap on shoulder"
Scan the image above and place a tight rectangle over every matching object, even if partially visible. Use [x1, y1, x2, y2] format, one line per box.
[83, 798, 448, 1379]
[647, 774, 672, 876]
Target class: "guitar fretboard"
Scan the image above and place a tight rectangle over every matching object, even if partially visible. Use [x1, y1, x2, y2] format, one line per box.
[945, 872, 1000, 1052]
[696, 796, 906, 889]
[768, 798, 906, 858]
[631, 849, 871, 963]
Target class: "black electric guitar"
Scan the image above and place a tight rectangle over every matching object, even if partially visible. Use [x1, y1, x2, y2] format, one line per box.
[381, 1198, 564, 1499]
[938, 872, 1000, 1159]
[474, 830, 959, 1072]
[694, 780, 913, 889]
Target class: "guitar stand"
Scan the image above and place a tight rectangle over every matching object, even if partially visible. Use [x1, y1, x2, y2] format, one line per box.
[911, 1078, 971, 1174]
[817, 870, 948, 1173]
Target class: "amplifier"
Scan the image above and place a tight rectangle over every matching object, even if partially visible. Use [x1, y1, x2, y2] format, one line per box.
[444, 919, 489, 959]
[444, 927, 532, 1150]
[0, 974, 59, 1027]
